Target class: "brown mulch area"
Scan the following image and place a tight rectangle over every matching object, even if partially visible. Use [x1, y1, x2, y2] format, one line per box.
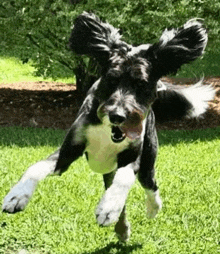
[0, 78, 219, 130]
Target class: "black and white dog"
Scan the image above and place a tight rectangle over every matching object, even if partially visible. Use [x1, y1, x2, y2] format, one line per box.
[2, 13, 215, 241]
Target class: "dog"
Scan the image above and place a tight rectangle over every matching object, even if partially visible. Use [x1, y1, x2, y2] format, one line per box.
[2, 12, 215, 242]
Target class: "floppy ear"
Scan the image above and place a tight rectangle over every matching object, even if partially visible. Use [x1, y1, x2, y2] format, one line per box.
[69, 12, 130, 68]
[146, 19, 208, 79]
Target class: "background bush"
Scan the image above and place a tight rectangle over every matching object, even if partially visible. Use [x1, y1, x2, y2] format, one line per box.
[0, 0, 220, 90]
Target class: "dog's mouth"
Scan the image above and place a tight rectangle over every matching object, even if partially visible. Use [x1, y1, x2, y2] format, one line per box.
[99, 108, 145, 143]
[111, 123, 143, 143]
[110, 111, 144, 143]
[111, 126, 126, 143]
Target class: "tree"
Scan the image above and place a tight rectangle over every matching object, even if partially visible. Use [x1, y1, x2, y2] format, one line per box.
[1, 0, 219, 92]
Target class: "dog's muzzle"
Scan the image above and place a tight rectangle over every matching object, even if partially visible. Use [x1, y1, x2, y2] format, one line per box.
[111, 126, 126, 143]
[98, 104, 144, 143]
[109, 112, 127, 143]
[110, 111, 144, 143]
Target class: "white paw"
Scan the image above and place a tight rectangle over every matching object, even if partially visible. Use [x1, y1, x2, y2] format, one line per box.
[96, 199, 124, 226]
[96, 189, 126, 226]
[2, 179, 36, 213]
[146, 190, 162, 219]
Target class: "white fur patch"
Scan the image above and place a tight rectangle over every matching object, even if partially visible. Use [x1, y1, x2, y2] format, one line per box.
[22, 160, 57, 182]
[146, 189, 162, 218]
[128, 44, 151, 56]
[181, 81, 215, 118]
[160, 28, 176, 46]
[157, 80, 167, 91]
[85, 117, 131, 174]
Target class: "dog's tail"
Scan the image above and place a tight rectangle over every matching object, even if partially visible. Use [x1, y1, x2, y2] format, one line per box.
[152, 80, 215, 123]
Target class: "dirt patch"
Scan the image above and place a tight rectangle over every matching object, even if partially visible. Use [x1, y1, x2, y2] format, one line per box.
[0, 78, 219, 130]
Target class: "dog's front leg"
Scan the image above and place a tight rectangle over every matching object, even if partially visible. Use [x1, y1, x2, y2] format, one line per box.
[101, 172, 131, 241]
[96, 163, 136, 227]
[2, 150, 60, 213]
[2, 119, 86, 213]
[138, 112, 162, 219]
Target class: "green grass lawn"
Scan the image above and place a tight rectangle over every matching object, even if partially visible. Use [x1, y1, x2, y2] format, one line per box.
[0, 126, 219, 254]
[0, 57, 75, 84]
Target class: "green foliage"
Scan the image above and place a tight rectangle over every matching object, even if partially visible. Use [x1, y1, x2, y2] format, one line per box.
[0, 126, 219, 253]
[0, 0, 220, 88]
[0, 0, 77, 80]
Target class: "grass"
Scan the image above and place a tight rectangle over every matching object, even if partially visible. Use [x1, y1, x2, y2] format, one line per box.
[174, 48, 220, 78]
[0, 126, 219, 254]
[0, 57, 75, 84]
[174, 53, 220, 79]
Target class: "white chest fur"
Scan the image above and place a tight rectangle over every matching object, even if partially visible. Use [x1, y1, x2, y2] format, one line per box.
[85, 120, 130, 174]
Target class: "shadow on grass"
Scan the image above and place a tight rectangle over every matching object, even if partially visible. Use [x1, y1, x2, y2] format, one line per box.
[83, 242, 142, 254]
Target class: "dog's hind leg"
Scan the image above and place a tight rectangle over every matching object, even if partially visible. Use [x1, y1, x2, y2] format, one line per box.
[138, 112, 162, 218]
[145, 189, 162, 219]
[101, 173, 131, 241]
[114, 206, 131, 242]
[138, 156, 162, 219]
[2, 121, 86, 213]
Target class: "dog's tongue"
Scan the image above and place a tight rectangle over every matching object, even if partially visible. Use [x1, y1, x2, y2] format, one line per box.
[119, 124, 142, 140]
[117, 110, 144, 140]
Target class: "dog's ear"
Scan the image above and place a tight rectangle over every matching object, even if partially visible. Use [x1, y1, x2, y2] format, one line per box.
[69, 12, 130, 69]
[145, 20, 208, 79]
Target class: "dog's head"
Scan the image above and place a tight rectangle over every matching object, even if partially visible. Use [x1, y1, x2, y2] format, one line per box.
[70, 12, 207, 142]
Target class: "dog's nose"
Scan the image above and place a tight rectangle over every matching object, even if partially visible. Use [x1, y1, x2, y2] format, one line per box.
[109, 113, 126, 124]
